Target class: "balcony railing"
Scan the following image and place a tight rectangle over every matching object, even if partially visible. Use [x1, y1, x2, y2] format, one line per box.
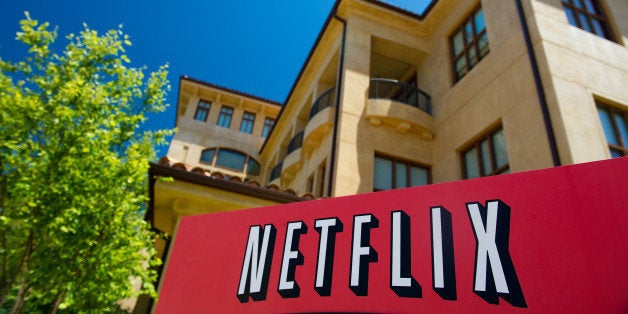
[269, 161, 283, 182]
[309, 87, 335, 119]
[368, 78, 431, 115]
[287, 131, 304, 155]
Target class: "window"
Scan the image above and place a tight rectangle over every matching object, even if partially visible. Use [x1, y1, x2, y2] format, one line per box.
[597, 103, 628, 157]
[450, 6, 489, 82]
[200, 148, 216, 164]
[194, 100, 211, 122]
[247, 158, 261, 175]
[199, 148, 261, 175]
[461, 127, 509, 179]
[240, 111, 256, 134]
[217, 106, 234, 128]
[562, 0, 615, 41]
[373, 155, 429, 191]
[262, 118, 275, 138]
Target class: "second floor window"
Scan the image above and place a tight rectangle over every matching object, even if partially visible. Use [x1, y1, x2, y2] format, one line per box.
[200, 147, 261, 175]
[240, 112, 256, 134]
[217, 106, 234, 128]
[262, 118, 275, 138]
[194, 100, 211, 122]
[450, 6, 489, 82]
[373, 155, 429, 191]
[597, 102, 628, 157]
[562, 0, 615, 41]
[461, 126, 509, 179]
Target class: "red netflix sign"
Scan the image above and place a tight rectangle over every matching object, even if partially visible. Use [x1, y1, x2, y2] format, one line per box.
[156, 158, 628, 313]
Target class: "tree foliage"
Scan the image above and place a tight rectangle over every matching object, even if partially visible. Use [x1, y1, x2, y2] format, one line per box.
[0, 13, 171, 312]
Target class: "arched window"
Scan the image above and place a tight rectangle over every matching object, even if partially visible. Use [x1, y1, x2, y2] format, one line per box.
[199, 148, 261, 175]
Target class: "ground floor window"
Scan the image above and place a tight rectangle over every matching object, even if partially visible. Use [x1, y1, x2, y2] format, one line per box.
[373, 154, 429, 191]
[461, 126, 509, 179]
[597, 102, 628, 157]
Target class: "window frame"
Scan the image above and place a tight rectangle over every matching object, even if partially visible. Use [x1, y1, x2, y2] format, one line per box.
[193, 100, 212, 122]
[239, 111, 256, 134]
[596, 102, 628, 157]
[373, 154, 431, 192]
[461, 126, 509, 179]
[449, 5, 489, 83]
[562, 0, 615, 41]
[217, 106, 234, 128]
[262, 118, 275, 138]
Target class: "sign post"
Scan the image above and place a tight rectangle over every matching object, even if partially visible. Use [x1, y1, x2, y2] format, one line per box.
[156, 158, 628, 313]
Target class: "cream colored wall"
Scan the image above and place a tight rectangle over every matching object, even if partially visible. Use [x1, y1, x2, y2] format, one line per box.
[524, 0, 628, 164]
[427, 0, 555, 183]
[328, 0, 559, 196]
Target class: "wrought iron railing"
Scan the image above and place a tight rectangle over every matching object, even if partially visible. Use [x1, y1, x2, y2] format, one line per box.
[309, 87, 335, 119]
[269, 161, 283, 182]
[368, 78, 431, 114]
[287, 131, 304, 155]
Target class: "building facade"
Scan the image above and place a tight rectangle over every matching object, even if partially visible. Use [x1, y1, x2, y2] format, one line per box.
[148, 0, 626, 308]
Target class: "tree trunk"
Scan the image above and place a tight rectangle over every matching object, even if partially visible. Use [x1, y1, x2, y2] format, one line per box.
[0, 232, 33, 309]
[9, 278, 26, 314]
[50, 292, 65, 314]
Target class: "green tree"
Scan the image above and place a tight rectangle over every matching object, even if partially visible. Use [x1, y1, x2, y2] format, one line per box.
[0, 13, 171, 312]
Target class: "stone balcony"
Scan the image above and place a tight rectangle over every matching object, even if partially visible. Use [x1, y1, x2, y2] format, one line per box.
[366, 78, 434, 140]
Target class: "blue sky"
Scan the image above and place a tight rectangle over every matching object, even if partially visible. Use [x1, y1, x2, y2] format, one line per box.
[0, 0, 432, 140]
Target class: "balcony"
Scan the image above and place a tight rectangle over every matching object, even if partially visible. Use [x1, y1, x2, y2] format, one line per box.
[282, 131, 304, 182]
[366, 78, 434, 140]
[269, 161, 282, 183]
[287, 131, 304, 155]
[368, 78, 431, 114]
[303, 88, 335, 155]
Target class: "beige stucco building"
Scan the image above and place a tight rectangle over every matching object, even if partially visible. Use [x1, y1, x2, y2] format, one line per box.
[146, 0, 627, 309]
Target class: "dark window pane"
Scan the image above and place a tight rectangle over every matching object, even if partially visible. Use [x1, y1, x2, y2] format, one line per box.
[474, 10, 486, 32]
[583, 0, 596, 13]
[410, 166, 429, 186]
[200, 149, 215, 164]
[455, 57, 467, 78]
[453, 32, 464, 56]
[598, 107, 619, 145]
[573, 0, 584, 9]
[217, 106, 233, 128]
[247, 158, 261, 175]
[614, 113, 628, 146]
[262, 118, 275, 138]
[240, 112, 255, 134]
[578, 13, 592, 31]
[464, 21, 473, 44]
[194, 101, 211, 122]
[464, 147, 480, 179]
[478, 33, 490, 57]
[215, 149, 246, 170]
[591, 19, 606, 37]
[611, 149, 623, 158]
[565, 7, 577, 26]
[374, 156, 393, 190]
[493, 128, 509, 168]
[395, 163, 407, 188]
[480, 139, 491, 175]
[468, 48, 478, 68]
